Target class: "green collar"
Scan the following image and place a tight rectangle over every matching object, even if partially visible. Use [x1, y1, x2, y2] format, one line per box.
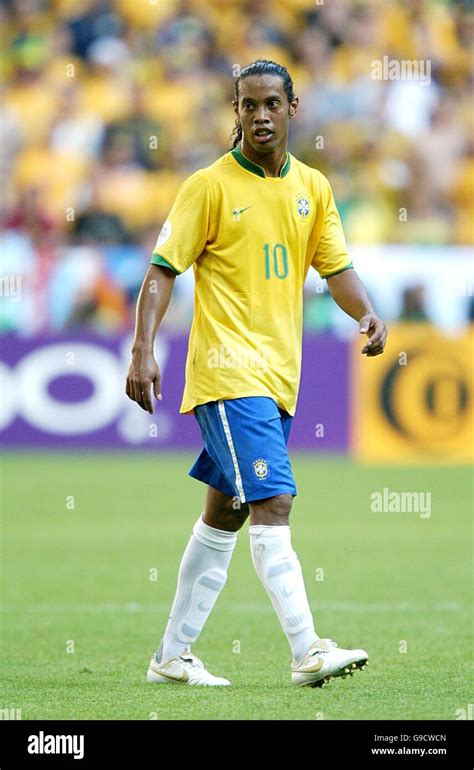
[231, 143, 291, 179]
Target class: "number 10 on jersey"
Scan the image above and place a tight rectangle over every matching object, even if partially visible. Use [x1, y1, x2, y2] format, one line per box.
[264, 243, 289, 280]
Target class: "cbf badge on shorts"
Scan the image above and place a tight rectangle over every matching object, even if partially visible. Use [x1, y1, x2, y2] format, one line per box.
[253, 458, 269, 480]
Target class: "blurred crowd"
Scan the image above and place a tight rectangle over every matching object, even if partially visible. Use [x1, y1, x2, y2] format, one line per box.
[1, 0, 472, 335]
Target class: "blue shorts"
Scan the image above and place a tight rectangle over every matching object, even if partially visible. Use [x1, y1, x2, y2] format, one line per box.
[188, 396, 297, 503]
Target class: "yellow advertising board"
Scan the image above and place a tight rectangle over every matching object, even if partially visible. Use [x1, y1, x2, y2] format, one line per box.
[352, 324, 473, 463]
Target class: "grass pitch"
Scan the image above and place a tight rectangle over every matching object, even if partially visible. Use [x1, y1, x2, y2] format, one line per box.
[1, 454, 471, 720]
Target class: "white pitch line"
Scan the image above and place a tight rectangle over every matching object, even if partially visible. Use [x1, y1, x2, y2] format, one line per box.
[0, 601, 464, 613]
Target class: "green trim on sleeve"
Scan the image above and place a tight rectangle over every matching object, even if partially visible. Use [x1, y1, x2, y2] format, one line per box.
[321, 262, 353, 280]
[150, 253, 180, 275]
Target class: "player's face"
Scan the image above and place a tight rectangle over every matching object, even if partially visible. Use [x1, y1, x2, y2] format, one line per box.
[234, 74, 298, 154]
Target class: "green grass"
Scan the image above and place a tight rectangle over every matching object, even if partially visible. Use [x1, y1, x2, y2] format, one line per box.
[1, 453, 472, 720]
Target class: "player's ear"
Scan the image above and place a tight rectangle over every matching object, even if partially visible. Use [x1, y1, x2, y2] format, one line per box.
[232, 100, 239, 118]
[289, 96, 299, 119]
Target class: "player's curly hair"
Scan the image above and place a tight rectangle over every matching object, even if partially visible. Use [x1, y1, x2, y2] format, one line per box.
[230, 60, 295, 149]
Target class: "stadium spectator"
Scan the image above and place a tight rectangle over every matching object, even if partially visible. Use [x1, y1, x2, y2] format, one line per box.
[2, 0, 472, 334]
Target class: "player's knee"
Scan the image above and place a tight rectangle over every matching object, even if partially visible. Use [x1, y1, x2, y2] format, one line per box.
[222, 500, 249, 529]
[250, 493, 293, 524]
[270, 493, 293, 519]
[205, 498, 249, 531]
[226, 497, 250, 517]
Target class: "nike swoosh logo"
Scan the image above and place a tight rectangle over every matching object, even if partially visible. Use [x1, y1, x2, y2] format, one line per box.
[232, 206, 252, 217]
[293, 657, 324, 673]
[198, 602, 212, 611]
[151, 663, 189, 682]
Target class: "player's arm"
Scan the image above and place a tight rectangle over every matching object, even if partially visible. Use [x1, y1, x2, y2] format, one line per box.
[126, 171, 211, 411]
[126, 172, 210, 411]
[126, 264, 176, 413]
[326, 268, 388, 356]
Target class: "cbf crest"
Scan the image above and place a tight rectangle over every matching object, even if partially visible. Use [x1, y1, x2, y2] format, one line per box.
[253, 458, 268, 480]
[295, 193, 311, 221]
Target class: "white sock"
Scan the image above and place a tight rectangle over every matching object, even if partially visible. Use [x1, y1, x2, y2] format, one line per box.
[157, 513, 237, 663]
[249, 524, 319, 665]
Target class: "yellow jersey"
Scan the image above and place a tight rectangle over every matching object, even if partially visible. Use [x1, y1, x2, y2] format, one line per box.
[151, 143, 352, 416]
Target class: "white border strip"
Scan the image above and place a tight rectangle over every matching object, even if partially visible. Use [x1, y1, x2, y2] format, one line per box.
[217, 400, 246, 503]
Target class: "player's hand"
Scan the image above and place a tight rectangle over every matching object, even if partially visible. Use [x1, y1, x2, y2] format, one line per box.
[359, 314, 388, 356]
[126, 350, 162, 413]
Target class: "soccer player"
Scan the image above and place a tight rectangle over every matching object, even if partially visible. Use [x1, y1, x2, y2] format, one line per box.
[126, 60, 387, 687]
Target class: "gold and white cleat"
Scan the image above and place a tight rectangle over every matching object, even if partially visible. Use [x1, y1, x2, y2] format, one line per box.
[147, 651, 231, 686]
[291, 638, 368, 688]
